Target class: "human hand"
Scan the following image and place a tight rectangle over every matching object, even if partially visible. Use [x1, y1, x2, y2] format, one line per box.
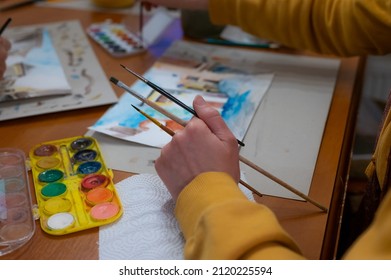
[143, 0, 208, 10]
[155, 95, 240, 201]
[0, 37, 11, 79]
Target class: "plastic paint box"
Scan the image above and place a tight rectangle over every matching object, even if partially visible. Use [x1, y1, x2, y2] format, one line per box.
[29, 136, 123, 235]
[86, 8, 175, 57]
[0, 148, 35, 256]
[87, 21, 146, 57]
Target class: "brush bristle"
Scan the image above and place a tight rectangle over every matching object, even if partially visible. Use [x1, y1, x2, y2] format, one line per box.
[110, 77, 118, 84]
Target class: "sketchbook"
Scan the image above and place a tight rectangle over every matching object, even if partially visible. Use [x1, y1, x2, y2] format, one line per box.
[90, 40, 274, 148]
[0, 20, 118, 121]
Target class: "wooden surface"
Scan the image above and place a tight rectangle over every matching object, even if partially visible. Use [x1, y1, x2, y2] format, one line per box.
[0, 3, 363, 260]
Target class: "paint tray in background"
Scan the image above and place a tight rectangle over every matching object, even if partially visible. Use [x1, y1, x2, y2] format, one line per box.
[0, 148, 36, 256]
[28, 136, 123, 235]
[86, 8, 175, 57]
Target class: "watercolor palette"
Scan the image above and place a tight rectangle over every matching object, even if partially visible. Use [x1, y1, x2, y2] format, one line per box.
[87, 22, 146, 57]
[86, 9, 175, 58]
[29, 136, 123, 235]
[0, 148, 35, 256]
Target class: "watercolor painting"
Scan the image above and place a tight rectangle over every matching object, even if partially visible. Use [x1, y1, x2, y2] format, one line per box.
[1, 27, 71, 103]
[0, 21, 118, 121]
[90, 40, 274, 148]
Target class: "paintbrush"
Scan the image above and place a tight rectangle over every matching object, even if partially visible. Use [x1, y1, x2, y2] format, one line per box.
[0, 18, 12, 35]
[131, 104, 176, 137]
[131, 104, 263, 198]
[120, 64, 245, 147]
[110, 77, 187, 127]
[121, 64, 197, 115]
[112, 77, 328, 212]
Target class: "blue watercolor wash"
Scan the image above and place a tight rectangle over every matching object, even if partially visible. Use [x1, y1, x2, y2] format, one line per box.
[119, 110, 146, 128]
[221, 90, 250, 120]
[218, 77, 252, 120]
[25, 28, 62, 67]
[219, 78, 242, 98]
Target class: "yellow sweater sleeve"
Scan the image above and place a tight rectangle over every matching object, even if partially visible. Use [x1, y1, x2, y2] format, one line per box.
[176, 171, 391, 260]
[175, 172, 304, 259]
[342, 191, 391, 259]
[174, 107, 391, 259]
[208, 0, 391, 56]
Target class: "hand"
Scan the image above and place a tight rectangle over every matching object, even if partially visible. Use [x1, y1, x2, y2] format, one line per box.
[155, 95, 240, 200]
[0, 37, 11, 79]
[143, 0, 208, 10]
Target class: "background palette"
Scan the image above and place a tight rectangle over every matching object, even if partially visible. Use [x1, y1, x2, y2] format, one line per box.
[87, 22, 146, 57]
[29, 136, 123, 235]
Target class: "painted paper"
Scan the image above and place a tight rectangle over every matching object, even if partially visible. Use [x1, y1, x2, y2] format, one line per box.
[1, 27, 71, 103]
[0, 20, 118, 121]
[90, 40, 274, 148]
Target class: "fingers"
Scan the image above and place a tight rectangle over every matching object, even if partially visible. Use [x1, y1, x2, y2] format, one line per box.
[192, 95, 237, 145]
[155, 116, 240, 201]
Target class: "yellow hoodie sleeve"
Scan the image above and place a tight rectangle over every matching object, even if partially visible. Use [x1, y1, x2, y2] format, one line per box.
[174, 108, 391, 260]
[175, 172, 304, 259]
[342, 190, 391, 259]
[208, 0, 391, 56]
[175, 162, 391, 260]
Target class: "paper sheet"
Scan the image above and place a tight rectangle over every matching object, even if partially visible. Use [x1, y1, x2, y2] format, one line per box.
[90, 40, 274, 148]
[2, 27, 72, 103]
[99, 173, 254, 260]
[0, 20, 118, 121]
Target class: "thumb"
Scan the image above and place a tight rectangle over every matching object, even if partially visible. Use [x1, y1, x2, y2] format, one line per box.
[193, 95, 235, 143]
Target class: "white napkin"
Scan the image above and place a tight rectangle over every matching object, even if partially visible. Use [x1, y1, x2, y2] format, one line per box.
[99, 173, 254, 260]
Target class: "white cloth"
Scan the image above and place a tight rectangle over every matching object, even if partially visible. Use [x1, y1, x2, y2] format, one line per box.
[99, 173, 254, 260]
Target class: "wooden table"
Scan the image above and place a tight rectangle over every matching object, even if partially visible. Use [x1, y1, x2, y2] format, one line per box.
[0, 3, 363, 260]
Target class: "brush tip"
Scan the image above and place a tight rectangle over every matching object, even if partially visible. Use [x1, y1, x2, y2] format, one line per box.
[131, 104, 139, 111]
[109, 77, 118, 85]
[120, 64, 139, 77]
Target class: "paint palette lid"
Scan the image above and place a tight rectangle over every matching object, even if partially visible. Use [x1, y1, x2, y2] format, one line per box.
[0, 148, 36, 256]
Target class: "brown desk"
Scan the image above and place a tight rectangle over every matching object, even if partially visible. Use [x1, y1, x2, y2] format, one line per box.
[0, 4, 363, 260]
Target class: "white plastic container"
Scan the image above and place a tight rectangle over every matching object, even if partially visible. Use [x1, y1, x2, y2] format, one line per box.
[0, 148, 35, 256]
